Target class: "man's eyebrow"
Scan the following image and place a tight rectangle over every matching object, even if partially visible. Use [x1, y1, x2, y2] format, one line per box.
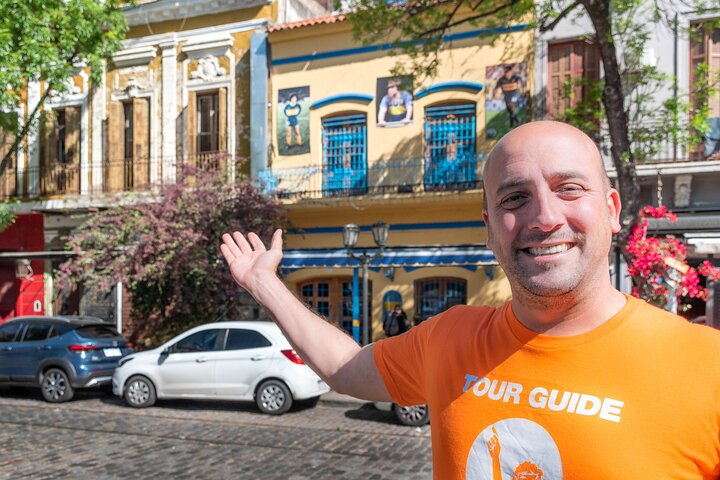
[492, 171, 591, 194]
[494, 177, 528, 194]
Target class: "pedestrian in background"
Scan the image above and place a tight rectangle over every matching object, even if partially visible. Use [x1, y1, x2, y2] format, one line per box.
[383, 305, 408, 337]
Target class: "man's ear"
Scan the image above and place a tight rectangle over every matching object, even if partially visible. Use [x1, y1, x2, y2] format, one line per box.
[607, 188, 622, 233]
[483, 209, 493, 249]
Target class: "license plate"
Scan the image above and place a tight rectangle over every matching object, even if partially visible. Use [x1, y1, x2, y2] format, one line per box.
[104, 348, 122, 358]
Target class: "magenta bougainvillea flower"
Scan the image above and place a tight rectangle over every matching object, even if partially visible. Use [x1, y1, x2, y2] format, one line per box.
[626, 205, 720, 310]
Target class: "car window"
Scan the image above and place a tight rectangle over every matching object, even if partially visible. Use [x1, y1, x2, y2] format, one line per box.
[224, 329, 272, 350]
[172, 329, 221, 353]
[47, 326, 59, 339]
[0, 323, 23, 342]
[75, 325, 120, 339]
[22, 324, 52, 342]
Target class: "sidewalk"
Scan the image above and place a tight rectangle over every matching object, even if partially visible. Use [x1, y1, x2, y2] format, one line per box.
[319, 390, 370, 407]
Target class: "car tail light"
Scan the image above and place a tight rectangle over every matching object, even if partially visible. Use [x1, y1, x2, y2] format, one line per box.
[68, 345, 100, 352]
[125, 343, 134, 349]
[281, 349, 305, 365]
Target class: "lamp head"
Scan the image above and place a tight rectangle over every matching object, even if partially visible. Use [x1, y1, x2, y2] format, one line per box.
[372, 221, 389, 247]
[343, 224, 360, 248]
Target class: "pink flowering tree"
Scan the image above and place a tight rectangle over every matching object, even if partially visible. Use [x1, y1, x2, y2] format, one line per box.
[58, 166, 286, 344]
[626, 205, 720, 311]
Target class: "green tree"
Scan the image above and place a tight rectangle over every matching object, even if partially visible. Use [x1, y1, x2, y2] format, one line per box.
[343, 0, 719, 258]
[0, 0, 128, 173]
[0, 200, 14, 232]
[58, 167, 287, 345]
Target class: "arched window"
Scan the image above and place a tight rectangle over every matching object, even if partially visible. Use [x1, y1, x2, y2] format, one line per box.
[299, 277, 371, 336]
[423, 103, 477, 191]
[321, 113, 367, 196]
[414, 277, 467, 324]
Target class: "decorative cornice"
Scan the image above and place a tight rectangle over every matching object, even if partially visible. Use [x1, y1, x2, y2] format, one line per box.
[182, 33, 235, 58]
[121, 18, 269, 50]
[112, 45, 157, 68]
[123, 0, 272, 27]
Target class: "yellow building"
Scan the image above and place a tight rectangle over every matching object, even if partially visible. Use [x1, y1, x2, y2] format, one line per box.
[265, 14, 533, 342]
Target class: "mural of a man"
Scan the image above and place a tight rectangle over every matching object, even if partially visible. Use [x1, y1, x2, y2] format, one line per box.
[284, 93, 302, 147]
[378, 78, 413, 126]
[277, 86, 310, 155]
[485, 62, 528, 139]
[494, 65, 524, 129]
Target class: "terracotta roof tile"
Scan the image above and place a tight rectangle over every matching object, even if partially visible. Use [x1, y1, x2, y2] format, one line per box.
[268, 14, 347, 32]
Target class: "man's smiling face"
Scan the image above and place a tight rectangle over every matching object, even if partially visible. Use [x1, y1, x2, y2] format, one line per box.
[483, 122, 621, 299]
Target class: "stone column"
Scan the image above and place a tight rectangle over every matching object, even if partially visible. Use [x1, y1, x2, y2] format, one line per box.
[91, 70, 106, 194]
[26, 81, 41, 196]
[160, 40, 178, 185]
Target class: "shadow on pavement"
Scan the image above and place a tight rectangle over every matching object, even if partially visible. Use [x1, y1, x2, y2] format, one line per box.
[99, 394, 322, 415]
[0, 385, 111, 403]
[343, 403, 400, 425]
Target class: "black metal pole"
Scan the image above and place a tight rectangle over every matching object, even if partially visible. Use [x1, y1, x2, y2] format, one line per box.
[362, 260, 369, 345]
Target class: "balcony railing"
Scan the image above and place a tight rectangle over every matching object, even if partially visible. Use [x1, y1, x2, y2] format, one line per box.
[598, 120, 720, 164]
[260, 154, 483, 200]
[0, 151, 235, 200]
[0, 151, 483, 202]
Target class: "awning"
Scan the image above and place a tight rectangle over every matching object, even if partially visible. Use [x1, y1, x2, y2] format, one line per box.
[280, 245, 497, 273]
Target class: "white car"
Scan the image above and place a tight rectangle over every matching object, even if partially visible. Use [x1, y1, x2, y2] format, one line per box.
[112, 321, 329, 415]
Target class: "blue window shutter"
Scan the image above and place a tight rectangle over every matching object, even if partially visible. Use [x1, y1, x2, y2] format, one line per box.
[322, 114, 367, 195]
[423, 104, 477, 190]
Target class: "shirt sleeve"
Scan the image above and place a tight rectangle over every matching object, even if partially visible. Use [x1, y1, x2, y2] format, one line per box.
[373, 315, 440, 406]
[402, 91, 413, 106]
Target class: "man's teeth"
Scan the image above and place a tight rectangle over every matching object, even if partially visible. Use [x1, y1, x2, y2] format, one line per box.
[527, 244, 570, 256]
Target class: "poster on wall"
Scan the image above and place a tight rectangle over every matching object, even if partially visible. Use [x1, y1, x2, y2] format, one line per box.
[485, 62, 529, 139]
[376, 75, 414, 127]
[278, 86, 310, 155]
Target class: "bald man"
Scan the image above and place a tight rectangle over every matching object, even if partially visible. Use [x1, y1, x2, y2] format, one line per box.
[221, 121, 720, 478]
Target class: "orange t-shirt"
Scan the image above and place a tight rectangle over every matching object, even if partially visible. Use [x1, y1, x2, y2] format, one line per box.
[374, 295, 720, 479]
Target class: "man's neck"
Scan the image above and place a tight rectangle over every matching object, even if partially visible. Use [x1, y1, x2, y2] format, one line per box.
[510, 284, 627, 336]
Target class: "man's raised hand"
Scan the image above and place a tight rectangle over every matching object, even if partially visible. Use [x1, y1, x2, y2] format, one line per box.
[220, 229, 283, 291]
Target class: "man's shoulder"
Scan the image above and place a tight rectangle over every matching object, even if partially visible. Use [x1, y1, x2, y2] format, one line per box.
[424, 304, 504, 328]
[628, 296, 720, 350]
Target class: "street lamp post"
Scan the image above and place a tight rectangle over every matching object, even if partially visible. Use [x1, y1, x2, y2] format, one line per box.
[343, 222, 389, 346]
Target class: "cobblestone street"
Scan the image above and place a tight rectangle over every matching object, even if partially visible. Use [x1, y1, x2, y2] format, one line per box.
[0, 388, 432, 479]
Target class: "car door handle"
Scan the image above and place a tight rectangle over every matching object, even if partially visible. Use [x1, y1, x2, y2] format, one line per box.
[196, 357, 209, 363]
[251, 355, 266, 361]
[0, 347, 11, 352]
[37, 346, 52, 351]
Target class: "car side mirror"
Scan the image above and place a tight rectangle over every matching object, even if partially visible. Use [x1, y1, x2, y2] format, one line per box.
[161, 347, 171, 355]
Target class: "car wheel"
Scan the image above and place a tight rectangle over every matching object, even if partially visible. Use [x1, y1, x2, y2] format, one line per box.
[393, 403, 429, 426]
[256, 379, 292, 415]
[296, 395, 320, 408]
[41, 368, 74, 403]
[124, 375, 156, 408]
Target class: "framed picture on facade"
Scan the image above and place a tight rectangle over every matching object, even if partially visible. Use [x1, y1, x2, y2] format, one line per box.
[376, 76, 414, 127]
[278, 86, 310, 155]
[485, 62, 529, 139]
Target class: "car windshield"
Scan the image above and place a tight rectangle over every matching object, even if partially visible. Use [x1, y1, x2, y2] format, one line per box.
[75, 325, 121, 339]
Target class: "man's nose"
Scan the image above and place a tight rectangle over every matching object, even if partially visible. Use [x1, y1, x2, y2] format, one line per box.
[527, 192, 564, 232]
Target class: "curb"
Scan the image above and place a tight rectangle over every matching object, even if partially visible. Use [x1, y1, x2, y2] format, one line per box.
[319, 391, 369, 408]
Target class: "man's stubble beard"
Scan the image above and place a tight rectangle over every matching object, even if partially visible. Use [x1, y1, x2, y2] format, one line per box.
[506, 257, 585, 311]
[493, 229, 591, 308]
